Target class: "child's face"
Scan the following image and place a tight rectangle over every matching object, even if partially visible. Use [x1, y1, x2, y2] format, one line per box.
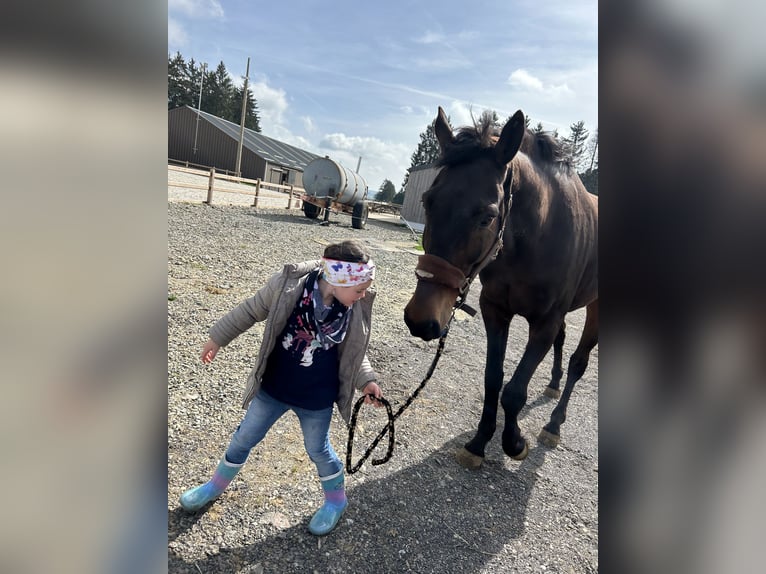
[334, 280, 373, 308]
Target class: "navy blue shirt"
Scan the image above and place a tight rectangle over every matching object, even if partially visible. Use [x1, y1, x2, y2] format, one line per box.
[261, 294, 342, 410]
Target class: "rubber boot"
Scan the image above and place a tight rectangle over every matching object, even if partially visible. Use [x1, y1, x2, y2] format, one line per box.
[308, 469, 348, 535]
[179, 457, 243, 512]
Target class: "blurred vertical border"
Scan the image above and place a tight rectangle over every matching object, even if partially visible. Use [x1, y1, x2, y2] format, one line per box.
[601, 0, 765, 573]
[0, 2, 168, 573]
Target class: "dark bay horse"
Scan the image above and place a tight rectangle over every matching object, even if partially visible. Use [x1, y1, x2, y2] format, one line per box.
[404, 107, 598, 468]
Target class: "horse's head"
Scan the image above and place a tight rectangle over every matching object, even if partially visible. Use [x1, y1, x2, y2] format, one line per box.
[404, 107, 526, 340]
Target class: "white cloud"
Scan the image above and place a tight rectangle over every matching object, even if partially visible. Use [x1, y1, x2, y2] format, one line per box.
[507, 68, 576, 107]
[168, 18, 188, 49]
[415, 31, 445, 45]
[168, 0, 224, 19]
[248, 81, 289, 131]
[508, 69, 545, 92]
[301, 116, 316, 134]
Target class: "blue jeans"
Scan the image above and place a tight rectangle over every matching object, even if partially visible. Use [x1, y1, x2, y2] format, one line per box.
[224, 389, 342, 478]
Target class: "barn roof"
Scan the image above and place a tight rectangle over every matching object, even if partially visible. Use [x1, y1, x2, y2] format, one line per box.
[186, 106, 320, 170]
[409, 162, 438, 173]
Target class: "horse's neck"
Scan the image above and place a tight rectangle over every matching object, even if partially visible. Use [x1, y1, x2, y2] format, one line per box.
[508, 155, 552, 233]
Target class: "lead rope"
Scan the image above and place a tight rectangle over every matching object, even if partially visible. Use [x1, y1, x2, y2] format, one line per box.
[346, 315, 453, 474]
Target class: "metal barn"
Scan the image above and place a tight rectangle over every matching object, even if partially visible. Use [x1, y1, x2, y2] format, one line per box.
[168, 106, 320, 186]
[400, 163, 441, 227]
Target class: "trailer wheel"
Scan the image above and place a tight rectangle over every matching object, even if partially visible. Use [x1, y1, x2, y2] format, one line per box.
[303, 202, 322, 219]
[351, 201, 369, 229]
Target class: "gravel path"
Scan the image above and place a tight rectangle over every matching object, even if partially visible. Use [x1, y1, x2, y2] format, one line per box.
[167, 199, 598, 574]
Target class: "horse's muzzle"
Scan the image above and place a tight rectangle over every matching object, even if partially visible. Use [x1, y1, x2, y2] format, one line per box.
[403, 311, 443, 341]
[404, 283, 457, 341]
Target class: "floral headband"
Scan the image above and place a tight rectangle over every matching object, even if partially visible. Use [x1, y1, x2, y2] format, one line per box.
[320, 257, 376, 286]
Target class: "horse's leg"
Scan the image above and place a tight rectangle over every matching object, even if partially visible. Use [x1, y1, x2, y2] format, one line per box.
[539, 300, 599, 448]
[500, 318, 562, 460]
[543, 321, 566, 399]
[456, 313, 510, 469]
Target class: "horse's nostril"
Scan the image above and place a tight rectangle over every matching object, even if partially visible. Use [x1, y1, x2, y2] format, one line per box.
[422, 320, 442, 341]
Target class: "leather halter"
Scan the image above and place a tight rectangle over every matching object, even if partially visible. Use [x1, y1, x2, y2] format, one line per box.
[414, 167, 513, 316]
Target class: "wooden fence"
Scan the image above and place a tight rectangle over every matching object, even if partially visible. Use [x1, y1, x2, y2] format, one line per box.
[168, 163, 305, 209]
[168, 162, 407, 218]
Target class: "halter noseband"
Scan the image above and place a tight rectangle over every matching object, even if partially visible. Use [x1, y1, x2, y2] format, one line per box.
[414, 170, 513, 315]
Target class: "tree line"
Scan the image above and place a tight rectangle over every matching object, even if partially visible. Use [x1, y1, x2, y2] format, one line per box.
[380, 111, 598, 202]
[168, 52, 261, 132]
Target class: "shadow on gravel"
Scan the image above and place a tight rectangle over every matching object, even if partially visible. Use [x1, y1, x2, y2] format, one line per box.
[169, 431, 548, 574]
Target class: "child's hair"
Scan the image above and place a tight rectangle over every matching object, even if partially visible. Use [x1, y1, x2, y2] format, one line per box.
[323, 239, 371, 263]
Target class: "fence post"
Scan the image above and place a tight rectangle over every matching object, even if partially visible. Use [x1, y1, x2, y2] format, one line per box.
[287, 185, 295, 209]
[252, 179, 261, 207]
[205, 167, 215, 204]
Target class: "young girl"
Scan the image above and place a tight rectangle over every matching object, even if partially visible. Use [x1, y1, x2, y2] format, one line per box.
[179, 239, 383, 536]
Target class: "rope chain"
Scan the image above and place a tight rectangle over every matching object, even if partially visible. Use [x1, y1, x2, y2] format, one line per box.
[346, 316, 453, 474]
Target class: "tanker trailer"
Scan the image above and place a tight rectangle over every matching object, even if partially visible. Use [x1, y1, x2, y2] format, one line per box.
[301, 156, 370, 229]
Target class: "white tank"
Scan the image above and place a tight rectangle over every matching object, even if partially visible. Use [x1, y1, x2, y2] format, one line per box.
[302, 157, 368, 206]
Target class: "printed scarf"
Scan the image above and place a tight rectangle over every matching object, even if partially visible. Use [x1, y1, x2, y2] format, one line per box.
[298, 270, 352, 350]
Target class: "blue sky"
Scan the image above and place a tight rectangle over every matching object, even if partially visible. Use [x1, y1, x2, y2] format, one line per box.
[169, 0, 598, 191]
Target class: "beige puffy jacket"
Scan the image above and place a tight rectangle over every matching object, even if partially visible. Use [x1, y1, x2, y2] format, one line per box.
[208, 260, 377, 425]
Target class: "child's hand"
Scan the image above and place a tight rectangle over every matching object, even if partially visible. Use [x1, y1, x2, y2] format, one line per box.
[201, 339, 221, 364]
[361, 381, 383, 407]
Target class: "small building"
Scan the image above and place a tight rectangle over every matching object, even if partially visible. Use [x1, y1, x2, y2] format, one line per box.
[400, 163, 441, 228]
[168, 106, 320, 187]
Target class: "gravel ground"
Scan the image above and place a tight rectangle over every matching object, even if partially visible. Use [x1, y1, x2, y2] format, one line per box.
[167, 198, 598, 574]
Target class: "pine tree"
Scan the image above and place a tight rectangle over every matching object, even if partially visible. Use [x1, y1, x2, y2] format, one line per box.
[167, 53, 261, 131]
[376, 179, 397, 202]
[564, 120, 589, 170]
[227, 84, 261, 132]
[206, 61, 234, 120]
[401, 118, 443, 191]
[532, 121, 545, 135]
[578, 128, 599, 195]
[168, 52, 194, 109]
[245, 90, 261, 132]
[586, 128, 599, 171]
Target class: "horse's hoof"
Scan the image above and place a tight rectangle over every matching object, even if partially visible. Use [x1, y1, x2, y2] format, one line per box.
[538, 429, 560, 448]
[455, 447, 484, 469]
[510, 441, 529, 461]
[543, 387, 561, 399]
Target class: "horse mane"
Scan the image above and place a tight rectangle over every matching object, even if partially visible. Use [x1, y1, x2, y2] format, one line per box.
[437, 113, 573, 173]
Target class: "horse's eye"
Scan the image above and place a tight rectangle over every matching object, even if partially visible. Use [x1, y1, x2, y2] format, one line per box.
[479, 214, 496, 228]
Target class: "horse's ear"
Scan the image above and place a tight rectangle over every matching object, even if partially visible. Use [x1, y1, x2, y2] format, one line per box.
[434, 106, 455, 152]
[495, 110, 525, 166]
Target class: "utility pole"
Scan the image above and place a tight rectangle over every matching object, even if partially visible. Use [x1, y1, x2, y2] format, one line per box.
[193, 62, 207, 155]
[235, 57, 250, 177]
[356, 156, 362, 173]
